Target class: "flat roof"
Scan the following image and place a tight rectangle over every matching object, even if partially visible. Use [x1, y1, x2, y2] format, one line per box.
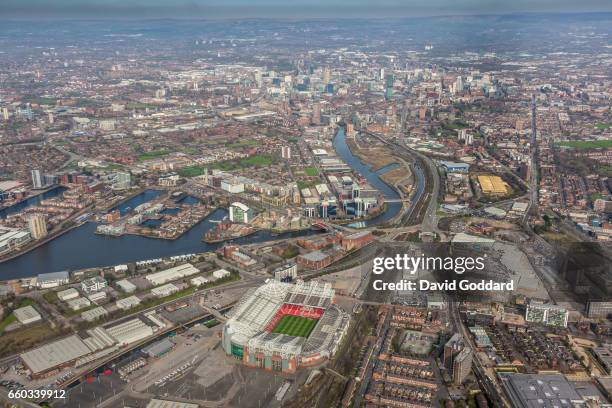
[499, 373, 582, 408]
[300, 251, 329, 262]
[13, 305, 41, 323]
[146, 399, 198, 408]
[142, 338, 175, 357]
[21, 335, 92, 374]
[37, 271, 69, 281]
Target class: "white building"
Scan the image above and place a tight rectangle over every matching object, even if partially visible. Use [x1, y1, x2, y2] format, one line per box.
[106, 318, 153, 346]
[81, 276, 107, 294]
[221, 179, 245, 194]
[151, 283, 179, 298]
[114, 264, 128, 273]
[57, 288, 80, 301]
[116, 279, 137, 293]
[36, 271, 69, 289]
[14, 305, 42, 325]
[212, 269, 231, 280]
[229, 202, 253, 223]
[87, 291, 107, 304]
[0, 228, 31, 255]
[145, 263, 199, 286]
[67, 297, 91, 311]
[116, 295, 141, 310]
[81, 306, 108, 322]
[273, 263, 298, 281]
[190, 276, 210, 287]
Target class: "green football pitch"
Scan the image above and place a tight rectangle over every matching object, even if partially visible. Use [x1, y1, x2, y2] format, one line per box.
[272, 315, 318, 338]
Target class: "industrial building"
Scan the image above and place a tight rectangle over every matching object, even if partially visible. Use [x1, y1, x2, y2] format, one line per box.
[105, 318, 153, 346]
[499, 373, 588, 407]
[81, 306, 108, 322]
[441, 161, 470, 173]
[116, 279, 137, 293]
[145, 263, 199, 286]
[142, 338, 176, 358]
[151, 283, 180, 298]
[146, 399, 198, 408]
[116, 295, 141, 310]
[477, 175, 510, 195]
[87, 291, 107, 304]
[190, 276, 209, 286]
[222, 280, 349, 373]
[67, 297, 91, 311]
[13, 305, 42, 325]
[57, 288, 80, 301]
[212, 268, 231, 280]
[36, 271, 69, 289]
[20, 335, 93, 378]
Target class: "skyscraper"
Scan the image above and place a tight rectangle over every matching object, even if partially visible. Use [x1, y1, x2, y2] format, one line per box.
[28, 214, 48, 240]
[322, 67, 331, 84]
[281, 146, 291, 160]
[385, 74, 394, 100]
[455, 76, 464, 94]
[312, 102, 321, 125]
[31, 170, 44, 189]
[2, 107, 9, 121]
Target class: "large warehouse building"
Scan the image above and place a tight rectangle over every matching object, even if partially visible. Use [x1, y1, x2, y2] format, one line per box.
[222, 280, 349, 373]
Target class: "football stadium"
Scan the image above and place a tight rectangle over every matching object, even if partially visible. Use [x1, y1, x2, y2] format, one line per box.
[222, 280, 350, 373]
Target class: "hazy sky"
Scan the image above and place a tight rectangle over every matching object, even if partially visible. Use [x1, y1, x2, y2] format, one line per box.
[2, 0, 612, 19]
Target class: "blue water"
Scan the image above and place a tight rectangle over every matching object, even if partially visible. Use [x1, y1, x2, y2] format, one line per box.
[160, 208, 181, 215]
[112, 189, 163, 215]
[176, 195, 199, 205]
[0, 128, 406, 279]
[141, 219, 164, 228]
[333, 127, 402, 226]
[0, 207, 315, 279]
[0, 186, 67, 218]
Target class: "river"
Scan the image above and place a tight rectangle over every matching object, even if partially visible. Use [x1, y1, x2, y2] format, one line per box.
[332, 127, 402, 226]
[0, 127, 403, 279]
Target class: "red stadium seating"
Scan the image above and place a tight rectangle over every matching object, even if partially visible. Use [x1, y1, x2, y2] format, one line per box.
[265, 303, 324, 332]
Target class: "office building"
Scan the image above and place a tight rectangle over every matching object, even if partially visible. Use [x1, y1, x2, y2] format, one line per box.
[281, 146, 291, 160]
[229, 202, 253, 223]
[31, 169, 44, 189]
[81, 276, 107, 294]
[28, 214, 48, 239]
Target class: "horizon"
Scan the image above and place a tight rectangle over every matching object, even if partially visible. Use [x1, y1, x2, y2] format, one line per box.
[2, 0, 612, 20]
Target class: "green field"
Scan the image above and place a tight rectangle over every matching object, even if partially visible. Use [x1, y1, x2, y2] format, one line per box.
[210, 154, 275, 171]
[272, 315, 318, 338]
[304, 167, 319, 176]
[177, 165, 207, 177]
[557, 140, 612, 149]
[138, 149, 171, 161]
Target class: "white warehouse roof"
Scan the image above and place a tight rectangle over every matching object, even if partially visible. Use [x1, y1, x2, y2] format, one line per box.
[146, 263, 199, 286]
[21, 335, 92, 375]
